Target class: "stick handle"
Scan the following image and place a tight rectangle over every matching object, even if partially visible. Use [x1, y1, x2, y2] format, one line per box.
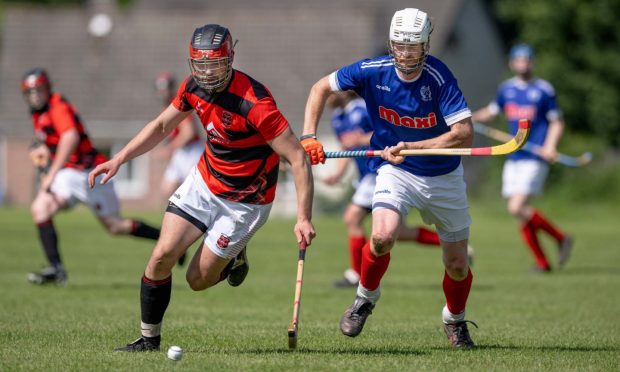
[290, 239, 307, 331]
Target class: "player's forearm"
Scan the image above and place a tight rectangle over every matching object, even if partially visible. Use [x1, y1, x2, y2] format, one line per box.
[116, 119, 170, 164]
[405, 120, 473, 149]
[544, 119, 564, 150]
[47, 130, 79, 177]
[472, 107, 495, 123]
[303, 77, 331, 136]
[290, 152, 314, 222]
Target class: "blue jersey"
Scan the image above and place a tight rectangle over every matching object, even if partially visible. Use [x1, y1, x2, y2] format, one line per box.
[331, 98, 373, 179]
[490, 77, 561, 161]
[329, 55, 471, 177]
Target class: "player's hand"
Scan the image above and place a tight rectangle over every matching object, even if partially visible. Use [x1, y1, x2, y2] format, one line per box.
[88, 158, 121, 188]
[382, 142, 407, 165]
[39, 173, 54, 194]
[294, 218, 316, 247]
[539, 146, 558, 163]
[29, 145, 50, 168]
[300, 135, 325, 165]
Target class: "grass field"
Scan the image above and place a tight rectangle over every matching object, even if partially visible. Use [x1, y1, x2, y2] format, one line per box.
[0, 200, 619, 371]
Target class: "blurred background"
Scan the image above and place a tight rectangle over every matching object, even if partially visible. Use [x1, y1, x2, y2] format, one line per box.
[0, 0, 618, 214]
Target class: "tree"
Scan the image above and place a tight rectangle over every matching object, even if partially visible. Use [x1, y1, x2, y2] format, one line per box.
[491, 0, 620, 147]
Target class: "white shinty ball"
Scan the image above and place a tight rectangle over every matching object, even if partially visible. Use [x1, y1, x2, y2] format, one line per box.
[167, 345, 183, 361]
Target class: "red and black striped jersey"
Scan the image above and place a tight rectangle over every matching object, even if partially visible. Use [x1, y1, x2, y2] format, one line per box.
[172, 70, 289, 205]
[31, 93, 106, 170]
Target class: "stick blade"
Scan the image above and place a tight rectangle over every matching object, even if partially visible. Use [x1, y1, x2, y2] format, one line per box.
[287, 324, 297, 349]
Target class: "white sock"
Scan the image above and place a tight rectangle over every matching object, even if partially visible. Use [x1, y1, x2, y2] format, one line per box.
[357, 284, 380, 304]
[140, 321, 162, 338]
[442, 304, 465, 324]
[344, 269, 360, 284]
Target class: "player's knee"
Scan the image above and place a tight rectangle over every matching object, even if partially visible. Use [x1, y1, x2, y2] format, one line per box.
[185, 272, 216, 291]
[105, 224, 125, 235]
[371, 232, 394, 255]
[444, 257, 469, 279]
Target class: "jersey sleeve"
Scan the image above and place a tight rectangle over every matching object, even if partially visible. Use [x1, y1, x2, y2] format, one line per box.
[542, 84, 562, 122]
[439, 78, 471, 126]
[329, 60, 365, 92]
[171, 77, 194, 112]
[247, 98, 289, 141]
[49, 102, 79, 134]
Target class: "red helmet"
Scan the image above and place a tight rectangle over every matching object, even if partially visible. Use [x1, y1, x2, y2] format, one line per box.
[188, 24, 235, 91]
[21, 68, 51, 92]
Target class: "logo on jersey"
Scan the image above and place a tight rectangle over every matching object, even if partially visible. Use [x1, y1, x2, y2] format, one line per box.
[504, 103, 536, 121]
[378, 106, 437, 129]
[206, 122, 229, 144]
[527, 89, 541, 102]
[221, 111, 233, 127]
[376, 84, 391, 92]
[216, 234, 230, 249]
[420, 85, 432, 102]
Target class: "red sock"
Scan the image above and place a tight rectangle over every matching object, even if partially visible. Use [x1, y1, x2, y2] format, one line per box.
[348, 235, 366, 275]
[530, 210, 565, 242]
[443, 269, 473, 315]
[521, 222, 550, 270]
[414, 226, 440, 246]
[359, 241, 390, 291]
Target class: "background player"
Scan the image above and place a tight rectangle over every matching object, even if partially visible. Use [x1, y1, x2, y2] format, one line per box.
[323, 90, 471, 288]
[302, 8, 477, 348]
[473, 44, 573, 272]
[89, 24, 315, 352]
[21, 68, 161, 285]
[154, 72, 203, 201]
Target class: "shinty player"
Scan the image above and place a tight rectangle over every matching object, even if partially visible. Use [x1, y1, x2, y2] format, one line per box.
[21, 68, 161, 286]
[324, 91, 473, 289]
[89, 24, 315, 351]
[302, 8, 478, 348]
[473, 44, 573, 272]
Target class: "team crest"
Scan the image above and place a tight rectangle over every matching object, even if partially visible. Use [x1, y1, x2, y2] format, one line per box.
[221, 111, 233, 127]
[216, 234, 230, 249]
[420, 85, 432, 102]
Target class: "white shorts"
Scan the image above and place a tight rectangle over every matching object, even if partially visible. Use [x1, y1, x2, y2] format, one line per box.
[351, 173, 377, 210]
[50, 167, 120, 217]
[502, 159, 549, 197]
[372, 164, 471, 233]
[169, 167, 272, 260]
[164, 141, 204, 184]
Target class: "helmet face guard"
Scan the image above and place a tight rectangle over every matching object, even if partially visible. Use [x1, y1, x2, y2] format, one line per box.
[21, 68, 51, 110]
[188, 24, 235, 92]
[389, 40, 430, 75]
[388, 8, 433, 75]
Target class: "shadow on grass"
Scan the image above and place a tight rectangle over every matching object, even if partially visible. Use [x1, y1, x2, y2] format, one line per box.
[189, 346, 427, 356]
[434, 344, 619, 352]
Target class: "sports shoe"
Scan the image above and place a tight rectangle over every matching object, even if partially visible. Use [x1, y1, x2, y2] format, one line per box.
[114, 336, 160, 352]
[531, 265, 552, 274]
[333, 269, 360, 289]
[227, 247, 249, 287]
[558, 235, 574, 268]
[177, 252, 187, 267]
[339, 296, 375, 337]
[27, 266, 67, 286]
[443, 320, 478, 349]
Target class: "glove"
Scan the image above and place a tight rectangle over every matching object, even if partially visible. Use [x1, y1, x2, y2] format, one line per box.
[300, 134, 325, 165]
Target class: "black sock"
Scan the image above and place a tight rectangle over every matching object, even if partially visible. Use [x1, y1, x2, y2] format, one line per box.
[131, 220, 160, 240]
[140, 275, 172, 338]
[37, 220, 62, 268]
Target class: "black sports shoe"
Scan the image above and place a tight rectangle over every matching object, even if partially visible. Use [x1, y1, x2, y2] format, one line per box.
[114, 336, 160, 352]
[227, 247, 249, 287]
[558, 235, 574, 268]
[27, 266, 67, 286]
[443, 320, 478, 349]
[177, 252, 187, 267]
[339, 296, 375, 337]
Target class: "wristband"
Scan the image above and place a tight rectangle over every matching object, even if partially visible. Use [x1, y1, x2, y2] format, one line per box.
[300, 134, 317, 141]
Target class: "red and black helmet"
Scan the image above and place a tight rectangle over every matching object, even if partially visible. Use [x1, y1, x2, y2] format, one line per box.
[21, 68, 51, 92]
[188, 24, 235, 91]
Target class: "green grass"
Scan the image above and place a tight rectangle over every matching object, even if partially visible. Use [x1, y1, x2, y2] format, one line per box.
[0, 201, 619, 371]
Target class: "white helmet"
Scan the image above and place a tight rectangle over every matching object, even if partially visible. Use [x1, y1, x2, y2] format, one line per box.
[389, 8, 433, 74]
